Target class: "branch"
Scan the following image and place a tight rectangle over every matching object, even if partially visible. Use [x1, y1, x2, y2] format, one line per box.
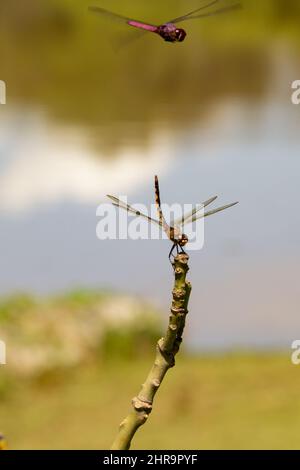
[110, 253, 192, 450]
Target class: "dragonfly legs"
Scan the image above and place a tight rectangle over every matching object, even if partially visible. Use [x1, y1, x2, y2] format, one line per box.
[169, 242, 186, 265]
[168, 243, 177, 263]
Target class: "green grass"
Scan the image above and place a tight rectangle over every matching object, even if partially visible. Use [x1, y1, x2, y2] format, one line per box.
[1, 353, 299, 449]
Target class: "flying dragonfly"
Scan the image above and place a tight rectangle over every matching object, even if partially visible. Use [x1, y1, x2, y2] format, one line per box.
[89, 1, 242, 44]
[107, 176, 238, 261]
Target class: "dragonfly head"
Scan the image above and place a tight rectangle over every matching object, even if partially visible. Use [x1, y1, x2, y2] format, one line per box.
[179, 234, 188, 247]
[175, 28, 186, 42]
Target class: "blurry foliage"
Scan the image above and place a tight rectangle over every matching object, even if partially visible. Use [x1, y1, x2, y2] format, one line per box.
[0, 290, 162, 385]
[0, 0, 299, 150]
[0, 374, 13, 401]
[101, 319, 161, 360]
[0, 294, 36, 323]
[50, 289, 110, 310]
[0, 354, 299, 449]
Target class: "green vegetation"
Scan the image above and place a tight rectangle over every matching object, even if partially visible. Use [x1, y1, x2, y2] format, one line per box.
[1, 1, 299, 449]
[0, 290, 162, 377]
[0, 291, 299, 449]
[0, 354, 299, 449]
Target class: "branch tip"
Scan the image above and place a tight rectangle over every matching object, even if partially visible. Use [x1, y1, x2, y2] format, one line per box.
[110, 251, 191, 450]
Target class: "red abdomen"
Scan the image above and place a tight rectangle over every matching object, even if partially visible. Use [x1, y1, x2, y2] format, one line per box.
[128, 21, 157, 33]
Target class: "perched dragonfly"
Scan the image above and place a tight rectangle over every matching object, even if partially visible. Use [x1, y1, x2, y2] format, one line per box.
[107, 176, 238, 261]
[89, 1, 241, 44]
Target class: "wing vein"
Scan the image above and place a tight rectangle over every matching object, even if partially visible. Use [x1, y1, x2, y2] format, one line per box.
[169, 0, 220, 24]
[107, 195, 162, 227]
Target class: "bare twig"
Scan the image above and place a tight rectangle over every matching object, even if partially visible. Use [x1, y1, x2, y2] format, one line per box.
[110, 253, 191, 450]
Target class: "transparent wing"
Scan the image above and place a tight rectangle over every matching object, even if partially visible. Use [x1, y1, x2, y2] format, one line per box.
[168, 0, 220, 24]
[89, 6, 156, 28]
[89, 6, 134, 24]
[173, 196, 218, 227]
[187, 201, 239, 223]
[107, 195, 162, 226]
[113, 29, 149, 53]
[173, 3, 242, 24]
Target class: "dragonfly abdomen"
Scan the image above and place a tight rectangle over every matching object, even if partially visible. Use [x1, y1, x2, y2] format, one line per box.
[128, 21, 158, 33]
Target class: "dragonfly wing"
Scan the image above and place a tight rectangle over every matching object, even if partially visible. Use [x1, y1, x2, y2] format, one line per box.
[168, 0, 220, 24]
[172, 196, 218, 227]
[89, 6, 157, 29]
[188, 201, 239, 223]
[107, 195, 162, 227]
[89, 6, 132, 23]
[173, 3, 242, 24]
[113, 29, 149, 53]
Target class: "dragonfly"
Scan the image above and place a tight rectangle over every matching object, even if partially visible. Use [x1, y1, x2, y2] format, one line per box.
[89, 1, 242, 44]
[107, 176, 238, 261]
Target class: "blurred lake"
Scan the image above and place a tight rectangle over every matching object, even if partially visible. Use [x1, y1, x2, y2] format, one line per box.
[0, 0, 300, 350]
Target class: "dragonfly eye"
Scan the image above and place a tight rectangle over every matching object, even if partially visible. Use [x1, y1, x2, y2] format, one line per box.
[175, 28, 186, 42]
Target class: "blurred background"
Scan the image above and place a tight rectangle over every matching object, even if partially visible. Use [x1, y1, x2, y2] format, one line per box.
[0, 0, 300, 449]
